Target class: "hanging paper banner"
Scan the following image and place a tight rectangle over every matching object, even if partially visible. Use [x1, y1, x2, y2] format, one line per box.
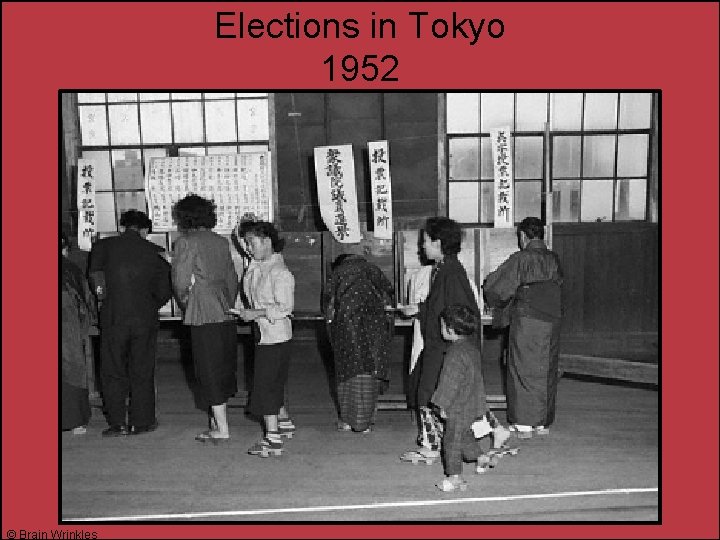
[314, 144, 361, 243]
[76, 158, 97, 250]
[144, 152, 272, 232]
[368, 140, 393, 240]
[491, 127, 514, 228]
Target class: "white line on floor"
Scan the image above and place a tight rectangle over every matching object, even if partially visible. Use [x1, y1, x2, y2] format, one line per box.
[66, 487, 658, 521]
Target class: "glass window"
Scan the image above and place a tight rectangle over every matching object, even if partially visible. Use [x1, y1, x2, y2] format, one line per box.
[552, 180, 581, 222]
[479, 182, 494, 223]
[584, 93, 618, 130]
[551, 93, 582, 130]
[81, 150, 113, 190]
[236, 93, 268, 98]
[480, 138, 494, 180]
[171, 92, 202, 100]
[515, 181, 543, 221]
[615, 179, 647, 220]
[619, 93, 652, 129]
[237, 98, 269, 140]
[208, 145, 240, 155]
[77, 93, 105, 103]
[448, 181, 479, 223]
[143, 148, 168, 177]
[205, 100, 237, 143]
[140, 102, 172, 144]
[108, 104, 140, 145]
[516, 93, 548, 131]
[514, 137, 543, 179]
[178, 146, 206, 157]
[112, 149, 144, 190]
[95, 192, 117, 232]
[172, 101, 204, 143]
[481, 93, 514, 131]
[139, 92, 170, 101]
[115, 191, 147, 226]
[446, 93, 479, 133]
[79, 105, 108, 146]
[552, 136, 581, 178]
[617, 134, 648, 176]
[107, 93, 138, 103]
[581, 180, 614, 221]
[205, 92, 236, 99]
[583, 135, 616, 177]
[448, 138, 480, 180]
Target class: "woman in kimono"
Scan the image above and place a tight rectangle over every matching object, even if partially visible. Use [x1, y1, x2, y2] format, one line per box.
[61, 233, 97, 433]
[326, 252, 394, 433]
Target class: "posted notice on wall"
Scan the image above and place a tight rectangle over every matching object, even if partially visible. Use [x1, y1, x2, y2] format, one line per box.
[314, 144, 361, 243]
[491, 127, 514, 228]
[76, 158, 97, 251]
[144, 152, 272, 232]
[368, 140, 393, 240]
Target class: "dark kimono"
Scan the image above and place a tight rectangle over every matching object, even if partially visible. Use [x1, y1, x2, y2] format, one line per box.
[483, 238, 563, 428]
[410, 254, 480, 410]
[432, 339, 486, 476]
[61, 256, 97, 430]
[326, 255, 393, 431]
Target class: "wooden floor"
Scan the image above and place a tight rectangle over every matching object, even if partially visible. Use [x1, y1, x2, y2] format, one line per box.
[61, 337, 659, 523]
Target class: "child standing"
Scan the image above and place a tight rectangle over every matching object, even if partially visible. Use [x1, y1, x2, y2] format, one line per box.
[431, 304, 505, 491]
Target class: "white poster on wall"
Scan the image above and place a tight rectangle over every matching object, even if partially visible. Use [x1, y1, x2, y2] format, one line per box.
[76, 158, 97, 251]
[313, 144, 361, 243]
[368, 140, 393, 240]
[144, 152, 272, 231]
[491, 127, 514, 228]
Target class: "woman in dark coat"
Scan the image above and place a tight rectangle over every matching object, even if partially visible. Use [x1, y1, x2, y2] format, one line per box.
[326, 253, 394, 433]
[61, 233, 97, 433]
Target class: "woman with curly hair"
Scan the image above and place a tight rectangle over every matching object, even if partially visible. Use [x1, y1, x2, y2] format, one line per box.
[171, 195, 239, 443]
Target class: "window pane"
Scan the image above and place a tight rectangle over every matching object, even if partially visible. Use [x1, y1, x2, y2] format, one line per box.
[617, 134, 648, 176]
[239, 144, 270, 153]
[139, 102, 172, 144]
[108, 104, 140, 145]
[552, 180, 581, 222]
[178, 146, 206, 157]
[448, 138, 479, 180]
[237, 98, 269, 140]
[208, 145, 240, 155]
[448, 182, 479, 223]
[79, 105, 108, 146]
[581, 180, 613, 222]
[139, 93, 170, 101]
[115, 191, 147, 227]
[81, 150, 112, 190]
[619, 93, 652, 129]
[446, 93, 479, 133]
[480, 138, 493, 179]
[77, 93, 105, 103]
[172, 101, 204, 143]
[479, 182, 494, 223]
[551, 93, 582, 130]
[95, 192, 117, 232]
[583, 135, 615, 177]
[516, 93, 548, 131]
[481, 93, 514, 132]
[112, 149, 144, 190]
[552, 136, 581, 177]
[205, 92, 235, 99]
[514, 136, 543, 179]
[107, 93, 138, 103]
[171, 92, 201, 100]
[236, 93, 268, 98]
[616, 179, 646, 220]
[515, 181, 542, 222]
[205, 100, 237, 143]
[584, 93, 618, 130]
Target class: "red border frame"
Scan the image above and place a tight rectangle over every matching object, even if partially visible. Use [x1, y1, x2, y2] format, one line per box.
[3, 2, 718, 538]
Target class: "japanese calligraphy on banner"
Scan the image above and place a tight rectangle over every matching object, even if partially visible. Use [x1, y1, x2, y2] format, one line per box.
[491, 127, 514, 228]
[314, 144, 361, 243]
[144, 152, 272, 231]
[368, 140, 393, 239]
[76, 158, 97, 251]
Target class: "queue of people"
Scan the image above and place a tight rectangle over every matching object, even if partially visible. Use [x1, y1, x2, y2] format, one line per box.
[63, 206, 562, 488]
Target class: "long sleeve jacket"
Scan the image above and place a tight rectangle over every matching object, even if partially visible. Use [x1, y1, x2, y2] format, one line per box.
[172, 229, 238, 326]
[432, 339, 486, 421]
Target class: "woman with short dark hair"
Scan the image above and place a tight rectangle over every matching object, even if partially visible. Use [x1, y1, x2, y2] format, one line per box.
[171, 195, 239, 443]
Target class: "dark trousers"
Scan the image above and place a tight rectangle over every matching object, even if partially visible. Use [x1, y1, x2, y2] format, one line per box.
[408, 341, 447, 410]
[442, 416, 482, 476]
[248, 341, 291, 417]
[100, 325, 158, 427]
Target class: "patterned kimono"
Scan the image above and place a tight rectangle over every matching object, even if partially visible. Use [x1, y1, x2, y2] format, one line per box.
[483, 238, 563, 428]
[326, 255, 393, 431]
